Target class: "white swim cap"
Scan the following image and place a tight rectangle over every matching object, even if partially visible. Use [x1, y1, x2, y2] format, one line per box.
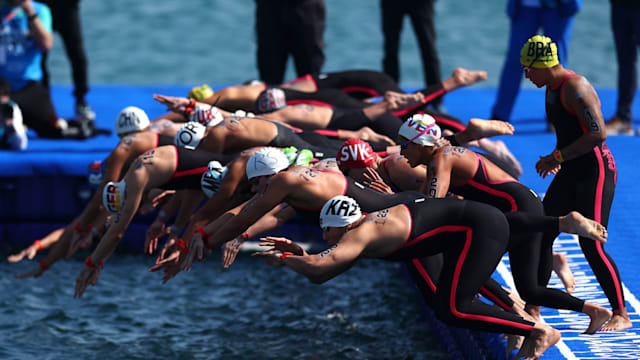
[102, 180, 126, 214]
[398, 113, 441, 146]
[201, 160, 227, 198]
[256, 88, 286, 113]
[319, 195, 362, 230]
[174, 122, 206, 150]
[116, 106, 150, 136]
[190, 106, 224, 127]
[246, 147, 290, 179]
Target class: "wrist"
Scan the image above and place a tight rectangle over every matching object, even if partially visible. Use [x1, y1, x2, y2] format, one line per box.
[279, 251, 294, 264]
[195, 228, 212, 249]
[39, 259, 49, 271]
[75, 222, 94, 233]
[27, 13, 37, 22]
[33, 239, 43, 252]
[176, 238, 189, 253]
[85, 256, 103, 268]
[241, 231, 250, 242]
[552, 149, 564, 164]
[157, 209, 168, 220]
[168, 224, 183, 236]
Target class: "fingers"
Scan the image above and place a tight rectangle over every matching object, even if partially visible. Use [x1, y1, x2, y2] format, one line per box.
[7, 252, 26, 263]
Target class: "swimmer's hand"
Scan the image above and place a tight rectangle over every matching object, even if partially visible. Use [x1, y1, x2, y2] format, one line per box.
[535, 154, 561, 179]
[144, 219, 165, 255]
[251, 248, 284, 267]
[8, 245, 38, 263]
[15, 265, 45, 279]
[221, 237, 244, 268]
[74, 264, 102, 298]
[362, 168, 394, 194]
[66, 227, 93, 260]
[152, 94, 189, 114]
[154, 236, 179, 265]
[138, 190, 175, 215]
[180, 233, 207, 272]
[258, 236, 305, 255]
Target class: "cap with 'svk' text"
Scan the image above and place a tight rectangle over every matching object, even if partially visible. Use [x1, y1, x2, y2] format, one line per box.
[336, 139, 376, 169]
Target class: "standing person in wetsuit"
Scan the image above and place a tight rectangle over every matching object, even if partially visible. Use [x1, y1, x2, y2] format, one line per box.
[523, 35, 631, 332]
[396, 114, 612, 335]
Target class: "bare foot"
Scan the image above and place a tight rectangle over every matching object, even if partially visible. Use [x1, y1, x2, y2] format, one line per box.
[383, 91, 425, 111]
[525, 304, 543, 324]
[601, 313, 632, 332]
[478, 139, 523, 177]
[452, 68, 488, 88]
[583, 302, 612, 334]
[552, 252, 575, 293]
[515, 324, 561, 360]
[355, 126, 395, 146]
[559, 211, 608, 243]
[506, 334, 525, 355]
[466, 118, 515, 141]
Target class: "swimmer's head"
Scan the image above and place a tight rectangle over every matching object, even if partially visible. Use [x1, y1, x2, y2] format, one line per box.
[174, 122, 207, 150]
[336, 139, 376, 170]
[201, 160, 227, 198]
[520, 35, 559, 69]
[87, 160, 105, 189]
[116, 106, 150, 137]
[319, 196, 362, 242]
[398, 113, 441, 147]
[255, 88, 286, 114]
[188, 84, 214, 101]
[246, 147, 290, 180]
[102, 179, 126, 214]
[281, 146, 314, 167]
[189, 106, 224, 127]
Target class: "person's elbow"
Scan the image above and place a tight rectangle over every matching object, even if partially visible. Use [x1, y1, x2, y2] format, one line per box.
[39, 33, 54, 51]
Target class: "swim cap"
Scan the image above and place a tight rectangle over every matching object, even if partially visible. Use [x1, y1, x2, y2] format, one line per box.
[520, 35, 559, 69]
[174, 122, 206, 150]
[336, 139, 376, 169]
[87, 160, 105, 189]
[242, 79, 266, 86]
[281, 146, 314, 167]
[189, 106, 224, 127]
[256, 88, 286, 113]
[398, 113, 441, 146]
[102, 180, 126, 214]
[201, 160, 227, 198]
[232, 109, 255, 118]
[246, 147, 290, 179]
[116, 106, 150, 136]
[188, 84, 214, 101]
[319, 195, 362, 230]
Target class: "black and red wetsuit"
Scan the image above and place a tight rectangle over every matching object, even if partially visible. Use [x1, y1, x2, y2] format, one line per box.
[450, 150, 586, 312]
[384, 196, 535, 336]
[160, 146, 235, 191]
[543, 71, 624, 312]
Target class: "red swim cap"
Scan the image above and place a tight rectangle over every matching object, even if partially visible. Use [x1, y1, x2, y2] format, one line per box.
[336, 139, 376, 169]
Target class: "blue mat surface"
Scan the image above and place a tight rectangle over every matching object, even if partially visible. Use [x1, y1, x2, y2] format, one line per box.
[1, 84, 640, 358]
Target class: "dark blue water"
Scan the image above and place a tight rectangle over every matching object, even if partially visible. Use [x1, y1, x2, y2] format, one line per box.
[3, 252, 448, 359]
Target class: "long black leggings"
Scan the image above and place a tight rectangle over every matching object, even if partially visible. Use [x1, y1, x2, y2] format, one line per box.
[542, 148, 624, 311]
[386, 199, 534, 336]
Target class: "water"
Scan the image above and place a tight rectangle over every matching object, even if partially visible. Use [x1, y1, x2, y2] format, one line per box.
[3, 253, 447, 359]
[46, 0, 615, 89]
[12, 1, 617, 359]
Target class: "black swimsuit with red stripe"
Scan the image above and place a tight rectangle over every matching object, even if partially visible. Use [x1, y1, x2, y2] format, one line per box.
[383, 196, 535, 336]
[450, 151, 588, 313]
[543, 72, 624, 311]
[160, 147, 235, 191]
